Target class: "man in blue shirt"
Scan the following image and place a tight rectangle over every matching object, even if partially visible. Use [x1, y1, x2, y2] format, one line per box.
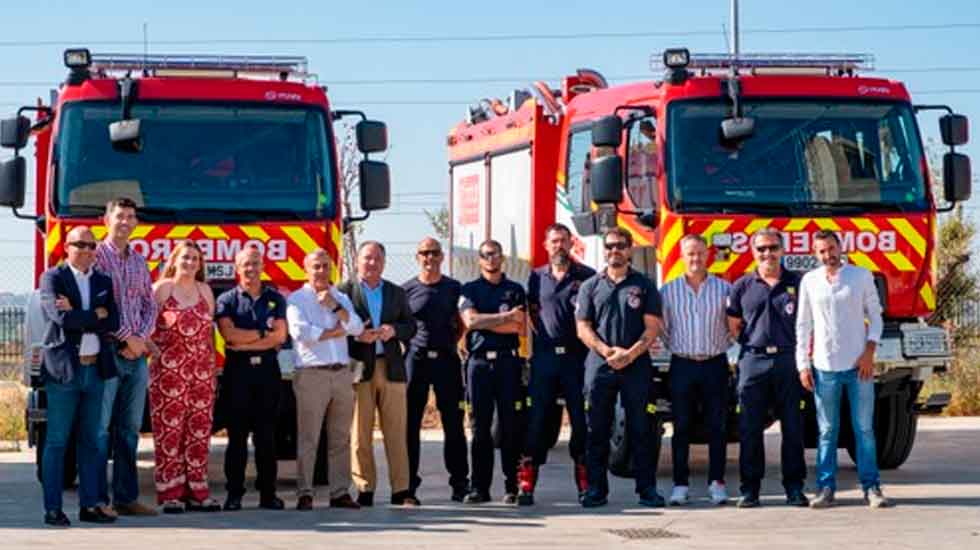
[517, 223, 594, 505]
[726, 227, 808, 508]
[459, 239, 527, 504]
[575, 227, 665, 508]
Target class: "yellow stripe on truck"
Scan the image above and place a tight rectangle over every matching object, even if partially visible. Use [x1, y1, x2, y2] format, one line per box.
[889, 218, 926, 258]
[283, 226, 319, 254]
[241, 225, 271, 242]
[166, 225, 195, 239]
[660, 219, 683, 262]
[920, 282, 936, 310]
[46, 222, 62, 256]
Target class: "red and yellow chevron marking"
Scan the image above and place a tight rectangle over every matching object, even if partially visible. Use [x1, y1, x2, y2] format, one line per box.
[652, 213, 934, 319]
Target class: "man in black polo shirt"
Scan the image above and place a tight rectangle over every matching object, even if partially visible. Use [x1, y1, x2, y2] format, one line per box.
[403, 237, 470, 502]
[215, 246, 288, 511]
[575, 227, 665, 508]
[726, 227, 808, 508]
[459, 239, 527, 504]
[517, 223, 595, 506]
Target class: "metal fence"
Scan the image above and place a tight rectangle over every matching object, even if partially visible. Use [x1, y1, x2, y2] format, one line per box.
[0, 307, 25, 365]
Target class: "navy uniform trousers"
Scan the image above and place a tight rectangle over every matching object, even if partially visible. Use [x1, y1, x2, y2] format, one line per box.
[737, 350, 806, 495]
[584, 362, 656, 497]
[405, 347, 469, 494]
[467, 352, 522, 494]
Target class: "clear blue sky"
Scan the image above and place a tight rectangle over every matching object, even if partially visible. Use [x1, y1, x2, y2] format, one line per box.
[1, 0, 978, 292]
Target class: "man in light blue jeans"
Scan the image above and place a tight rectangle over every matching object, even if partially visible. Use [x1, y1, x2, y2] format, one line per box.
[795, 230, 892, 509]
[98, 356, 149, 509]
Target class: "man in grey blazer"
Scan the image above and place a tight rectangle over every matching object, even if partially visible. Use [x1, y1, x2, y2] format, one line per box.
[339, 241, 418, 506]
[38, 226, 120, 526]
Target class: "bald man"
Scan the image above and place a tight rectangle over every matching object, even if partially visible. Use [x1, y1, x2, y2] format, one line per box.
[286, 249, 364, 510]
[215, 246, 289, 511]
[39, 226, 120, 526]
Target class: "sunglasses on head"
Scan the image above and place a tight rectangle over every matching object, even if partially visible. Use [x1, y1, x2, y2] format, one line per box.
[604, 241, 629, 251]
[68, 241, 97, 250]
[417, 249, 442, 257]
[754, 244, 781, 253]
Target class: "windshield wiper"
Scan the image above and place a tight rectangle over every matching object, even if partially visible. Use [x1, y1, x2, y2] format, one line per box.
[801, 201, 907, 214]
[674, 201, 793, 216]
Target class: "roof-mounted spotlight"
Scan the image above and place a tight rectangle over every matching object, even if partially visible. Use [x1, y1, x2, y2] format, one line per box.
[661, 48, 690, 85]
[64, 48, 92, 85]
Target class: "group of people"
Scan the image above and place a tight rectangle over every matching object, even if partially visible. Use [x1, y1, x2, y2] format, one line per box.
[37, 197, 892, 528]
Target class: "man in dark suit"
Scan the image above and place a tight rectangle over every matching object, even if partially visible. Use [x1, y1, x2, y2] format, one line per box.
[339, 241, 418, 506]
[39, 226, 120, 527]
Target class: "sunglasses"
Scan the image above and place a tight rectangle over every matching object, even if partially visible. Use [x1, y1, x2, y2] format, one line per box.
[68, 241, 97, 250]
[417, 249, 442, 257]
[754, 244, 781, 253]
[479, 251, 501, 260]
[604, 242, 629, 251]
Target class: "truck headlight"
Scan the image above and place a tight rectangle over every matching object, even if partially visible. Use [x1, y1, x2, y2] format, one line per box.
[900, 324, 950, 357]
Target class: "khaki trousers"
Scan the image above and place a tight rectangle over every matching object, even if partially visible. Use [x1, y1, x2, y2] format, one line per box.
[351, 359, 410, 493]
[293, 366, 355, 499]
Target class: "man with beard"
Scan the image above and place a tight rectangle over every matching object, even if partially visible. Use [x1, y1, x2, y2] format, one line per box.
[459, 239, 527, 505]
[575, 227, 665, 508]
[403, 237, 470, 502]
[516, 223, 595, 505]
[726, 227, 808, 508]
[796, 230, 891, 509]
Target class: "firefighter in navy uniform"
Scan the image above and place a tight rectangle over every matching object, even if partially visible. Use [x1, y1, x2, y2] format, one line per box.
[516, 223, 595, 505]
[726, 227, 809, 508]
[575, 227, 666, 508]
[403, 238, 470, 502]
[458, 239, 527, 505]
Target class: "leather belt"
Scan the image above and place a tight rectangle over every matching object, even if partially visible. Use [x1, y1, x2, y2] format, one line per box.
[306, 363, 348, 371]
[744, 345, 791, 356]
[79, 354, 98, 365]
[673, 352, 720, 362]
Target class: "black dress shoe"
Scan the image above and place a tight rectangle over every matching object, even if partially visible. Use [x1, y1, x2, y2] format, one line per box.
[357, 491, 374, 507]
[44, 510, 71, 527]
[330, 494, 361, 509]
[223, 496, 243, 511]
[451, 488, 468, 503]
[786, 490, 810, 507]
[463, 490, 491, 504]
[736, 492, 761, 508]
[391, 491, 421, 506]
[259, 495, 285, 510]
[297, 495, 314, 511]
[79, 506, 116, 523]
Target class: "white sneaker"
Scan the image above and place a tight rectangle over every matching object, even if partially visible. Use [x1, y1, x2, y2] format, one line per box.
[708, 481, 729, 505]
[669, 485, 689, 506]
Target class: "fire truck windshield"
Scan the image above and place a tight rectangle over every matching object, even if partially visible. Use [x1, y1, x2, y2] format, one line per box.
[665, 99, 928, 214]
[54, 101, 335, 221]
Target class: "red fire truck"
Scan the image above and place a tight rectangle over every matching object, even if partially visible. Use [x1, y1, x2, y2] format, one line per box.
[447, 51, 971, 474]
[0, 49, 391, 482]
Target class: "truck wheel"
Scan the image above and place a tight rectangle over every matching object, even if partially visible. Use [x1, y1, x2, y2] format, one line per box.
[608, 397, 664, 479]
[846, 388, 917, 470]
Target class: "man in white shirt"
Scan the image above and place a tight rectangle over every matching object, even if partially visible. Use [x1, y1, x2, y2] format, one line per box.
[796, 229, 891, 509]
[286, 248, 364, 510]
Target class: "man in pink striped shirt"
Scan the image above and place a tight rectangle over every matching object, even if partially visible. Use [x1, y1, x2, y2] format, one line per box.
[94, 197, 159, 517]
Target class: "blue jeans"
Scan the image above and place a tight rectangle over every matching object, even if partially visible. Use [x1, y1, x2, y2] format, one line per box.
[813, 367, 880, 491]
[98, 355, 148, 504]
[43, 365, 105, 512]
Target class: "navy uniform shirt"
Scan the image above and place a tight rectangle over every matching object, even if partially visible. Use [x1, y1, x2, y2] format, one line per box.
[402, 275, 462, 351]
[726, 269, 801, 350]
[459, 274, 526, 354]
[574, 268, 663, 369]
[528, 261, 595, 353]
[215, 285, 287, 351]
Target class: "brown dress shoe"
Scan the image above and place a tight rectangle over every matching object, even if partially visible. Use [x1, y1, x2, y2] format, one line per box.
[114, 501, 159, 516]
[329, 494, 361, 509]
[297, 495, 314, 511]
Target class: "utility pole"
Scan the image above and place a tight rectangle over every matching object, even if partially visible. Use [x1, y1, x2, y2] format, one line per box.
[730, 0, 740, 57]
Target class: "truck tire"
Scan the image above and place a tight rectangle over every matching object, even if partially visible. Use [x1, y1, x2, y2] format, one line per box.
[608, 396, 664, 479]
[845, 388, 917, 470]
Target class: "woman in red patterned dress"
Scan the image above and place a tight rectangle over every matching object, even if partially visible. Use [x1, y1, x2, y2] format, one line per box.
[147, 240, 218, 513]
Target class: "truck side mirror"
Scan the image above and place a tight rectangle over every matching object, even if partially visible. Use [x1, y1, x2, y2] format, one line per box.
[592, 116, 622, 148]
[1, 116, 30, 149]
[590, 155, 623, 204]
[0, 156, 26, 208]
[356, 120, 388, 154]
[944, 152, 972, 203]
[109, 119, 142, 153]
[940, 114, 968, 146]
[359, 160, 391, 211]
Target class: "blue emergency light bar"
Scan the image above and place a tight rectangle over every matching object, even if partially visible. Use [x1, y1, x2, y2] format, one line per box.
[651, 51, 875, 74]
[90, 53, 310, 76]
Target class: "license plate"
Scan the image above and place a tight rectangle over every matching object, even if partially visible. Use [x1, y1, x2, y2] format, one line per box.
[783, 254, 820, 272]
[206, 262, 236, 280]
